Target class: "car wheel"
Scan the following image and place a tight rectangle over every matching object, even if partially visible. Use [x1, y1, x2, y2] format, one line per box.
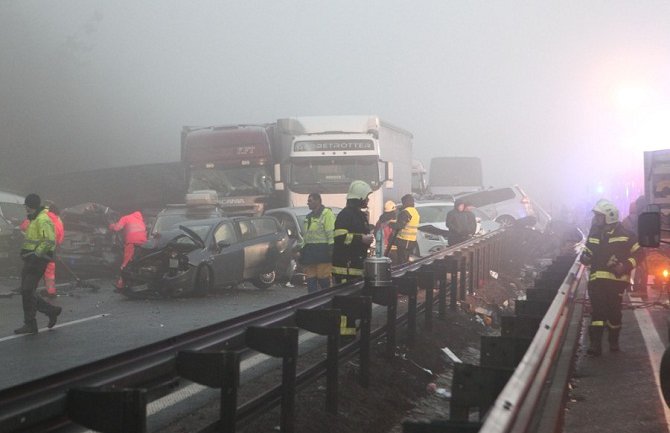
[194, 265, 213, 294]
[252, 270, 276, 289]
[496, 215, 516, 227]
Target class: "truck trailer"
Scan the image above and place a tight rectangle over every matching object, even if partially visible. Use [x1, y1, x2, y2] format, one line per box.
[181, 124, 277, 216]
[270, 116, 413, 224]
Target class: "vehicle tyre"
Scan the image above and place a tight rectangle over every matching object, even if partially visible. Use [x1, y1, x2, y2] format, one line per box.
[496, 215, 516, 227]
[194, 264, 213, 295]
[252, 270, 276, 289]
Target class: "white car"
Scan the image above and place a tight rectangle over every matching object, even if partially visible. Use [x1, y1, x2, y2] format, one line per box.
[412, 200, 501, 256]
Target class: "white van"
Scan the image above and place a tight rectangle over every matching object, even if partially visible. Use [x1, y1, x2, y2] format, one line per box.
[0, 191, 25, 225]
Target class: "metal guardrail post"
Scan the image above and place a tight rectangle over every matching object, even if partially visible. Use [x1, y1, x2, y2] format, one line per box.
[432, 259, 448, 318]
[67, 387, 147, 433]
[245, 327, 299, 433]
[395, 275, 418, 346]
[480, 336, 532, 371]
[332, 295, 372, 387]
[295, 308, 341, 415]
[363, 284, 399, 358]
[417, 270, 435, 331]
[458, 251, 467, 302]
[467, 248, 475, 295]
[176, 350, 240, 433]
[450, 363, 513, 422]
[445, 256, 459, 310]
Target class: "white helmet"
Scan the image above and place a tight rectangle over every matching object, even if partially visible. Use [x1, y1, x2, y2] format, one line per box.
[347, 180, 372, 200]
[592, 199, 619, 224]
[384, 200, 397, 213]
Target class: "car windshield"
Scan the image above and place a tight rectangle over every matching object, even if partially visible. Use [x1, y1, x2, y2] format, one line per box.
[289, 156, 380, 194]
[416, 205, 453, 224]
[188, 166, 273, 197]
[152, 209, 220, 234]
[175, 222, 212, 243]
[0, 202, 26, 224]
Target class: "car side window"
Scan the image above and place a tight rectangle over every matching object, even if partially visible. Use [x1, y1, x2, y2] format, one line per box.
[238, 220, 255, 241]
[214, 222, 237, 245]
[490, 188, 516, 202]
[272, 214, 298, 237]
[252, 217, 279, 237]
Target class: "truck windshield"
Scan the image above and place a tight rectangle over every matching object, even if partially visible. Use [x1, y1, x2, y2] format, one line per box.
[188, 166, 273, 197]
[289, 156, 380, 194]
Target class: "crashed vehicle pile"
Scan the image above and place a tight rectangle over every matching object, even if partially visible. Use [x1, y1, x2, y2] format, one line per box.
[57, 203, 123, 278]
[120, 215, 295, 298]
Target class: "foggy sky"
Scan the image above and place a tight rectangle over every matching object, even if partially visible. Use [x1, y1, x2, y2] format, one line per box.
[2, 1, 670, 213]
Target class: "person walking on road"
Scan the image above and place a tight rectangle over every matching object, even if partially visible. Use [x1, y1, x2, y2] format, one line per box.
[392, 194, 420, 265]
[332, 180, 374, 285]
[445, 199, 476, 246]
[580, 199, 641, 356]
[109, 211, 147, 289]
[299, 193, 336, 293]
[14, 193, 62, 335]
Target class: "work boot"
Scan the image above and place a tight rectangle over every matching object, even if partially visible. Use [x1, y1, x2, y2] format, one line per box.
[14, 320, 38, 335]
[47, 306, 62, 329]
[587, 325, 603, 357]
[608, 327, 621, 352]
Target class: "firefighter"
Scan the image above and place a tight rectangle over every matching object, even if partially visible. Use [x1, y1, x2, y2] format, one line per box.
[332, 180, 374, 284]
[375, 200, 397, 261]
[580, 199, 641, 355]
[392, 194, 420, 265]
[299, 193, 336, 293]
[109, 211, 147, 289]
[14, 193, 62, 335]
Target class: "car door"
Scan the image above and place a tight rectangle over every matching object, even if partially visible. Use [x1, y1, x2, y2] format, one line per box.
[210, 221, 244, 285]
[252, 217, 288, 274]
[236, 218, 266, 279]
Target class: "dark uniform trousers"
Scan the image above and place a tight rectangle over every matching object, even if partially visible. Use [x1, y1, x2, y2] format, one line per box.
[21, 256, 58, 325]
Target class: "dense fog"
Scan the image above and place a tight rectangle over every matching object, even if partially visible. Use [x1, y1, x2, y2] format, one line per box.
[2, 1, 670, 214]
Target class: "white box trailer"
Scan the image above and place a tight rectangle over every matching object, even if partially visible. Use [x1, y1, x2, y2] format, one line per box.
[272, 116, 413, 224]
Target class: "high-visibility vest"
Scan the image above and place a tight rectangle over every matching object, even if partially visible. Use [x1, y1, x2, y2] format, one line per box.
[22, 209, 56, 257]
[302, 207, 335, 246]
[397, 207, 420, 242]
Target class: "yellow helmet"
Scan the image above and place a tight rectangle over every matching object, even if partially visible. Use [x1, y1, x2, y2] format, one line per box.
[592, 199, 619, 224]
[347, 180, 372, 200]
[384, 200, 397, 212]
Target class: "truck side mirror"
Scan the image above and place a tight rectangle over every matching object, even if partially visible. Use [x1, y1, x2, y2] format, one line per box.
[638, 211, 661, 247]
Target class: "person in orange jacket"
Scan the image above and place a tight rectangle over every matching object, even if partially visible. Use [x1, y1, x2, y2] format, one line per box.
[19, 200, 65, 298]
[108, 211, 147, 289]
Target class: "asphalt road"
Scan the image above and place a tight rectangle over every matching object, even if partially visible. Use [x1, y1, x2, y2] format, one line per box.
[0, 276, 308, 391]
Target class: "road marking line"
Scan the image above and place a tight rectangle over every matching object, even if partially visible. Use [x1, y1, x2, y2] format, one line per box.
[0, 314, 110, 342]
[632, 298, 670, 429]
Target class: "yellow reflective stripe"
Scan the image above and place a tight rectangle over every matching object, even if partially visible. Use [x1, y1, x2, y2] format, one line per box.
[628, 258, 637, 267]
[332, 266, 364, 276]
[588, 237, 600, 244]
[591, 320, 605, 327]
[340, 316, 357, 335]
[334, 229, 349, 237]
[631, 243, 640, 253]
[609, 236, 629, 242]
[589, 271, 630, 282]
[344, 234, 354, 245]
[606, 321, 621, 329]
[583, 246, 592, 255]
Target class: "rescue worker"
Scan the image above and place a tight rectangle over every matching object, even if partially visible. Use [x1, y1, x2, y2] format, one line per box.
[332, 180, 374, 284]
[19, 201, 64, 298]
[14, 193, 62, 335]
[622, 196, 648, 298]
[580, 199, 640, 355]
[109, 211, 147, 289]
[392, 194, 420, 265]
[42, 201, 64, 298]
[445, 199, 476, 245]
[299, 193, 335, 293]
[375, 200, 397, 261]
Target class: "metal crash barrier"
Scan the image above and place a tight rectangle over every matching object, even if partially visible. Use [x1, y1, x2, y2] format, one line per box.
[0, 228, 517, 433]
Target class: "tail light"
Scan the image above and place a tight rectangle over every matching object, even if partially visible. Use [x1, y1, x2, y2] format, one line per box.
[663, 269, 669, 280]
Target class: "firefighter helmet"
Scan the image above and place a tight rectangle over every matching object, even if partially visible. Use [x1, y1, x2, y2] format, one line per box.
[347, 180, 372, 200]
[384, 200, 397, 213]
[592, 199, 619, 224]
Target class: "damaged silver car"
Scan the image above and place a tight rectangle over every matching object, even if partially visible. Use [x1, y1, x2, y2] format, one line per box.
[120, 216, 294, 297]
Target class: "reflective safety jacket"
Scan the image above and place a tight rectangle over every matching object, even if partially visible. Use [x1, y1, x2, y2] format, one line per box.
[48, 211, 64, 246]
[22, 208, 56, 259]
[396, 207, 420, 242]
[580, 223, 640, 283]
[332, 204, 370, 278]
[300, 206, 335, 265]
[109, 211, 147, 245]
